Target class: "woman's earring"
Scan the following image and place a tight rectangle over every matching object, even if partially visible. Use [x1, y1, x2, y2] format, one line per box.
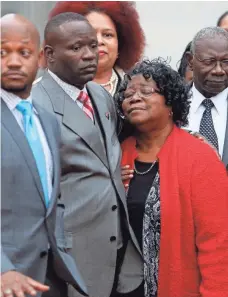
[169, 110, 173, 117]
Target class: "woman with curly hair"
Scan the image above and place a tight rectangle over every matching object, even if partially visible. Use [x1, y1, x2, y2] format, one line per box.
[116, 58, 228, 297]
[41, 1, 145, 96]
[39, 1, 145, 140]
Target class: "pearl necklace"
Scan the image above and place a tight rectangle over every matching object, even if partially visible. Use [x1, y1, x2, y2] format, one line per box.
[100, 69, 119, 96]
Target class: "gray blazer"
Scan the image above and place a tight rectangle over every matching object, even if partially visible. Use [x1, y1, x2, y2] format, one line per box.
[32, 72, 143, 297]
[1, 99, 87, 296]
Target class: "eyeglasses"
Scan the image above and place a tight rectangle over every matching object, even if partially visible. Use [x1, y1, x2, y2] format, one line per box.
[123, 87, 160, 100]
[194, 54, 228, 70]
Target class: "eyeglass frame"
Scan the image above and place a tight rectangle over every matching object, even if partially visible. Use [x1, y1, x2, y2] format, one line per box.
[123, 87, 161, 100]
[193, 54, 228, 70]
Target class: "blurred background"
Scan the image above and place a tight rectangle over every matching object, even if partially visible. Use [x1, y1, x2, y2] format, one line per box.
[1, 1, 227, 72]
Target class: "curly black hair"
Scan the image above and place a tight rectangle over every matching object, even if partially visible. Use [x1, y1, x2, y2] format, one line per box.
[115, 58, 192, 127]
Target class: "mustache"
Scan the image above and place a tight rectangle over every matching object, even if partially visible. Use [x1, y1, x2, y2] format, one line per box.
[2, 70, 28, 77]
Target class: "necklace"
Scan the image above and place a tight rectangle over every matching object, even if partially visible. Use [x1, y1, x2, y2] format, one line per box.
[100, 69, 119, 96]
[134, 161, 156, 175]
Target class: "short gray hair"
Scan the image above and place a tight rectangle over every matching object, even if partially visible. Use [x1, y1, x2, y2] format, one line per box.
[191, 26, 228, 54]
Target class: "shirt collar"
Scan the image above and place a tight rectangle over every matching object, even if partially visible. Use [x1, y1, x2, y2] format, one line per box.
[191, 84, 228, 115]
[1, 88, 32, 111]
[48, 69, 87, 100]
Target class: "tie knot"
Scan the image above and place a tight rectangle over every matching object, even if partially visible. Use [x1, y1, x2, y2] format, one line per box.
[77, 91, 89, 104]
[16, 100, 33, 116]
[202, 98, 214, 110]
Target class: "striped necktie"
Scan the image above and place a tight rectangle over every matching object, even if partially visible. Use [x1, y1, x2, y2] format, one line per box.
[77, 91, 94, 122]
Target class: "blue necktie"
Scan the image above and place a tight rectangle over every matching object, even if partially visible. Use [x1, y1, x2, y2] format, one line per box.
[16, 101, 49, 207]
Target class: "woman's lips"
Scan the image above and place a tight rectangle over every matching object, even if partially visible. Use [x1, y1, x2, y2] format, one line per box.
[99, 51, 107, 57]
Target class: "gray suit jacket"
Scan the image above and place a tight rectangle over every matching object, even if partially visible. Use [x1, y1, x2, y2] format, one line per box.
[1, 99, 87, 296]
[32, 72, 143, 297]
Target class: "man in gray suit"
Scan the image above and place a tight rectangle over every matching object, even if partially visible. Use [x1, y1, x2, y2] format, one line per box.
[186, 27, 228, 170]
[32, 12, 143, 297]
[1, 14, 87, 297]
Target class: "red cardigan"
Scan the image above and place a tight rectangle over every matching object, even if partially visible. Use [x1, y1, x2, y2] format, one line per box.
[121, 126, 228, 297]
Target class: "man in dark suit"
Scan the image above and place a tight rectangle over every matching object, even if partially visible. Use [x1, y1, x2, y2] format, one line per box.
[32, 12, 143, 297]
[186, 26, 228, 170]
[1, 14, 87, 297]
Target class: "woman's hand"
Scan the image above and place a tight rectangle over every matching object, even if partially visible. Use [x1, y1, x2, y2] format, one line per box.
[121, 165, 134, 188]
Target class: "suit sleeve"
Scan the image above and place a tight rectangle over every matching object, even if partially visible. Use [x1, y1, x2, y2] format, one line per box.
[1, 247, 16, 274]
[191, 148, 228, 297]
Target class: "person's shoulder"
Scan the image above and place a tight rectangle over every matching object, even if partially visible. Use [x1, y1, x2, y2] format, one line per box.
[87, 81, 115, 107]
[177, 128, 221, 163]
[87, 81, 110, 96]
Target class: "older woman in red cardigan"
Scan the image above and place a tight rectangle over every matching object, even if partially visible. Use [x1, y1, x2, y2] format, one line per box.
[115, 58, 228, 297]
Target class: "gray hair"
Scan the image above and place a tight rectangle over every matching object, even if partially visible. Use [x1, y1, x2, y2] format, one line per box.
[191, 26, 228, 54]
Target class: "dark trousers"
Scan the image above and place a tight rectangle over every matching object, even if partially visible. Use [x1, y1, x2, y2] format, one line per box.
[110, 246, 144, 297]
[42, 250, 68, 297]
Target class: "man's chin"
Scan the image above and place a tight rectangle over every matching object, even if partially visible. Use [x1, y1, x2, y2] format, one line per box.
[81, 73, 96, 83]
[1, 84, 27, 94]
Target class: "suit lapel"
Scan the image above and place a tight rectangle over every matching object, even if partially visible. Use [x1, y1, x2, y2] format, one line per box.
[41, 72, 109, 169]
[33, 102, 58, 213]
[1, 99, 46, 208]
[86, 82, 116, 171]
[222, 95, 228, 167]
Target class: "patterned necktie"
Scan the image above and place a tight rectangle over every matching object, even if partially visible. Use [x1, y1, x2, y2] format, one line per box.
[199, 98, 219, 151]
[16, 101, 49, 207]
[77, 91, 94, 122]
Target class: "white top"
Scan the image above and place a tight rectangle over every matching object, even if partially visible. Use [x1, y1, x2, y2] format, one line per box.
[185, 84, 228, 157]
[1, 89, 53, 201]
[48, 69, 87, 110]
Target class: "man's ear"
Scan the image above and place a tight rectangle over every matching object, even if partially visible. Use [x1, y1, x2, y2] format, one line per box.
[44, 45, 55, 64]
[185, 51, 193, 71]
[38, 48, 47, 69]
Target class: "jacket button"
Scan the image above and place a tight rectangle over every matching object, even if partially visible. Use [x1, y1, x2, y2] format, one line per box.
[58, 193, 61, 199]
[112, 205, 117, 211]
[110, 236, 116, 242]
[40, 251, 48, 258]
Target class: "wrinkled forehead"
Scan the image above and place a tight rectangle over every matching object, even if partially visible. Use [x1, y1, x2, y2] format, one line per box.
[195, 36, 228, 56]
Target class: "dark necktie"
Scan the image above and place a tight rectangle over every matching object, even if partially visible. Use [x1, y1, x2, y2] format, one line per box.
[199, 98, 219, 151]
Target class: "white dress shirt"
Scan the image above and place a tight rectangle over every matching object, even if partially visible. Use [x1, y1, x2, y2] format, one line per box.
[48, 69, 87, 110]
[185, 84, 228, 157]
[1, 89, 53, 201]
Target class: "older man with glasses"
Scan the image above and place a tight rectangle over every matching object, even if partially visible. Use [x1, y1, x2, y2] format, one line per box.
[186, 26, 228, 170]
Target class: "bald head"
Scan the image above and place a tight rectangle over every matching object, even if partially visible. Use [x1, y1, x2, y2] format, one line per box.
[1, 14, 40, 48]
[1, 14, 41, 98]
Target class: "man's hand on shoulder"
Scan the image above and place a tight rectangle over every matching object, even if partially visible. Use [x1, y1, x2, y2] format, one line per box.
[1, 271, 49, 297]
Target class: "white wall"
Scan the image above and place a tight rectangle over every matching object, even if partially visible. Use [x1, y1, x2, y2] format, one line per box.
[135, 1, 228, 70]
